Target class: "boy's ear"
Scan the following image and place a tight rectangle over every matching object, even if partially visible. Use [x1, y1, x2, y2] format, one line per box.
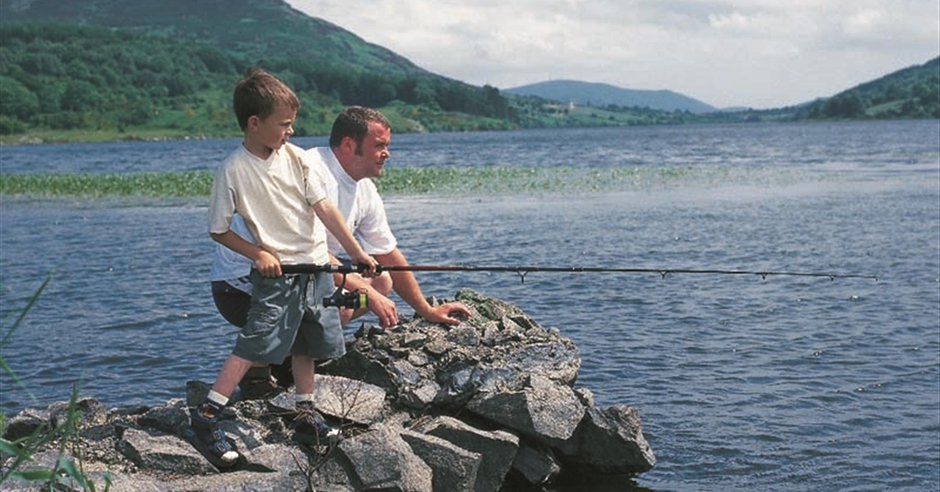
[246, 115, 260, 131]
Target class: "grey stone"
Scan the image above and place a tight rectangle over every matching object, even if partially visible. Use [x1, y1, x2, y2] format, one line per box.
[118, 428, 217, 474]
[399, 381, 440, 410]
[336, 426, 433, 492]
[136, 399, 188, 434]
[413, 415, 519, 492]
[401, 429, 481, 492]
[466, 373, 585, 444]
[511, 443, 561, 486]
[561, 405, 657, 475]
[312, 374, 387, 425]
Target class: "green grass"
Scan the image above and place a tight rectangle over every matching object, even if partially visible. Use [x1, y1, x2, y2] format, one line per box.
[0, 171, 214, 198]
[0, 167, 687, 198]
[0, 164, 807, 199]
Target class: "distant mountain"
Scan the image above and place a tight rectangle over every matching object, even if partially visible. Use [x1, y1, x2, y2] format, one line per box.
[503, 80, 717, 114]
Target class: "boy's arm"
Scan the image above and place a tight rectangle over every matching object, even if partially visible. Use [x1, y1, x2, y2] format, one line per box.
[210, 230, 281, 277]
[312, 199, 378, 276]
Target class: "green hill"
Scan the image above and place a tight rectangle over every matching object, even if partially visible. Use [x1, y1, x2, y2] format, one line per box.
[1, 0, 424, 78]
[800, 57, 940, 119]
[0, 0, 515, 142]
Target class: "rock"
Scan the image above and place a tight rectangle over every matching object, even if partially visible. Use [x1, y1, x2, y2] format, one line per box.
[2, 290, 655, 492]
[48, 398, 107, 429]
[310, 374, 387, 425]
[560, 405, 657, 475]
[401, 429, 481, 492]
[413, 415, 519, 492]
[333, 425, 433, 492]
[466, 373, 585, 444]
[512, 443, 561, 486]
[118, 427, 217, 474]
[136, 399, 189, 434]
[1, 407, 49, 441]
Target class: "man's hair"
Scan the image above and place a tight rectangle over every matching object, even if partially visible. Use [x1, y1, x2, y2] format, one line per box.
[329, 106, 391, 150]
[232, 68, 300, 131]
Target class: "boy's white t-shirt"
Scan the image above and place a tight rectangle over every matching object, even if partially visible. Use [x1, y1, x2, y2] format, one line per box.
[208, 142, 330, 269]
[209, 146, 397, 285]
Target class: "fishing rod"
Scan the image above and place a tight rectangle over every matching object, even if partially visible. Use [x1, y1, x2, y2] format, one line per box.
[282, 263, 877, 281]
[280, 263, 877, 308]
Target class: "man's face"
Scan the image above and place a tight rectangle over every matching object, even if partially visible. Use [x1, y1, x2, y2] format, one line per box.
[349, 122, 391, 180]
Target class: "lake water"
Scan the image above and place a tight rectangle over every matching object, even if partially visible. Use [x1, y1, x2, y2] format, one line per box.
[1, 121, 938, 491]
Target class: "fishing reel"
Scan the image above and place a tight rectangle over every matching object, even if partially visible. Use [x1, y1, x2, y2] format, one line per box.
[322, 272, 368, 310]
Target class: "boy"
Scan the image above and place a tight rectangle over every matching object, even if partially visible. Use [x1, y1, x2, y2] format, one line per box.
[212, 107, 470, 399]
[189, 68, 377, 467]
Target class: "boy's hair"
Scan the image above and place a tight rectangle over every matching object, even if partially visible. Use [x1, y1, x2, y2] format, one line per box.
[329, 106, 391, 151]
[232, 68, 300, 131]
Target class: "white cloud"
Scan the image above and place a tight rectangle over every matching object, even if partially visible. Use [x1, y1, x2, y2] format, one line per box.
[287, 0, 940, 108]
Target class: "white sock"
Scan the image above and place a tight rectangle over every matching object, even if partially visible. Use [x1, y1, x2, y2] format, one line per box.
[207, 390, 229, 407]
[295, 393, 315, 404]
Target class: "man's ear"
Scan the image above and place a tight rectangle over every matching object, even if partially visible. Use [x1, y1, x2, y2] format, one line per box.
[340, 135, 357, 154]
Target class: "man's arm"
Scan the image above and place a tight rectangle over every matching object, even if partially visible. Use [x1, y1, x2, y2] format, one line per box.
[375, 248, 471, 325]
[312, 199, 377, 276]
[328, 254, 400, 328]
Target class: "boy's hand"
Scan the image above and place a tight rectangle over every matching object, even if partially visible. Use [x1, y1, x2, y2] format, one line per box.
[254, 250, 281, 277]
[353, 254, 378, 278]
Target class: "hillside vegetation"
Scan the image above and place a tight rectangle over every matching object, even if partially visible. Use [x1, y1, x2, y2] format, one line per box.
[0, 0, 936, 143]
[801, 57, 940, 119]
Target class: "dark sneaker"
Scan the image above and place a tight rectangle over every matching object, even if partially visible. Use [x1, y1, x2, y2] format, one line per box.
[292, 402, 342, 447]
[238, 375, 284, 400]
[184, 403, 240, 468]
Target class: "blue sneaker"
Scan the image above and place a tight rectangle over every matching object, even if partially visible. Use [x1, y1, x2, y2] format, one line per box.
[184, 403, 240, 468]
[292, 402, 342, 447]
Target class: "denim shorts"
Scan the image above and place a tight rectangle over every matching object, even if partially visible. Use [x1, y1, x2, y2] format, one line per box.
[231, 269, 345, 364]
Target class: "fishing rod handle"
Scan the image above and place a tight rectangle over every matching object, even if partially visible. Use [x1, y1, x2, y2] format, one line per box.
[281, 263, 381, 274]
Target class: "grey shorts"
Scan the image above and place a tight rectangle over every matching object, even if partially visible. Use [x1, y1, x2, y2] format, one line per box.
[232, 269, 345, 364]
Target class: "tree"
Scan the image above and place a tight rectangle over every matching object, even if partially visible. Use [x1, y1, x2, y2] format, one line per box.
[0, 75, 39, 119]
[822, 93, 866, 118]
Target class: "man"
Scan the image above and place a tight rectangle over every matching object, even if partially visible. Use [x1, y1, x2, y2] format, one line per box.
[211, 106, 471, 398]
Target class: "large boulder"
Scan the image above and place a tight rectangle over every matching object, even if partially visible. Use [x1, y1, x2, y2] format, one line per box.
[321, 289, 582, 412]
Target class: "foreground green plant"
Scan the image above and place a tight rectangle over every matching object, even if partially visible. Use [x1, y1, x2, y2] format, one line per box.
[0, 274, 112, 491]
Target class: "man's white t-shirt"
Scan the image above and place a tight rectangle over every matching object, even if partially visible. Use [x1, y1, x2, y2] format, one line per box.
[210, 146, 397, 289]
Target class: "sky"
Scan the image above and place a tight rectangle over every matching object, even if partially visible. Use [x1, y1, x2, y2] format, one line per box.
[285, 0, 939, 109]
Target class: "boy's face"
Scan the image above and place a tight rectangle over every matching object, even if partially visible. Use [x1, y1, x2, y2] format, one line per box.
[246, 104, 296, 156]
[345, 122, 391, 180]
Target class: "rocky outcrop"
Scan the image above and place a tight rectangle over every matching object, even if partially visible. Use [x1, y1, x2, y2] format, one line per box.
[1, 289, 655, 491]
